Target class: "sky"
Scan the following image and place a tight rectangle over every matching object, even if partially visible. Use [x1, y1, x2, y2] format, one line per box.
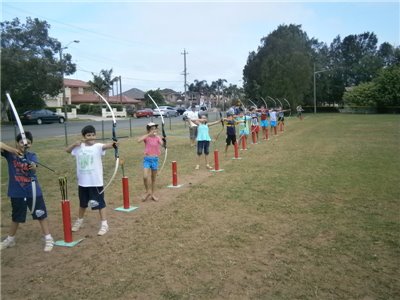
[2, 1, 399, 93]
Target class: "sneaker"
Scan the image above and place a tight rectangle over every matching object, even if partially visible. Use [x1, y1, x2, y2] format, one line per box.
[206, 165, 213, 170]
[72, 219, 83, 232]
[195, 165, 200, 170]
[98, 224, 109, 236]
[44, 238, 54, 252]
[1, 237, 16, 250]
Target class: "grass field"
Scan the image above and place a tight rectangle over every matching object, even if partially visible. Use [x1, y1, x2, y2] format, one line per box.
[1, 113, 399, 299]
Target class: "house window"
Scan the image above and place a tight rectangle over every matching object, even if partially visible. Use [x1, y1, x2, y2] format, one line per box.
[78, 87, 84, 94]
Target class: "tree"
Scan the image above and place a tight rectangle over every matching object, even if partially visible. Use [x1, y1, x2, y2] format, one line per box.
[343, 65, 400, 108]
[210, 78, 227, 107]
[144, 90, 165, 108]
[88, 69, 116, 99]
[1, 17, 76, 117]
[243, 24, 313, 108]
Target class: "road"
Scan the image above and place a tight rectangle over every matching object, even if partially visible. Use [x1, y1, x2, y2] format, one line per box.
[1, 112, 220, 142]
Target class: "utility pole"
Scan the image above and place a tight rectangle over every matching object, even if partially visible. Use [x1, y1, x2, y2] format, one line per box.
[119, 75, 122, 104]
[313, 63, 330, 114]
[181, 49, 188, 106]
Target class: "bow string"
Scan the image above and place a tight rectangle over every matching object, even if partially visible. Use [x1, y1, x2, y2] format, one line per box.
[94, 90, 119, 194]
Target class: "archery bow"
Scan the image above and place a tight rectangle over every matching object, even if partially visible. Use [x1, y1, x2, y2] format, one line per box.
[147, 94, 167, 174]
[267, 96, 277, 108]
[260, 97, 268, 109]
[213, 111, 225, 147]
[276, 98, 284, 109]
[94, 90, 119, 194]
[282, 98, 292, 118]
[5, 92, 37, 214]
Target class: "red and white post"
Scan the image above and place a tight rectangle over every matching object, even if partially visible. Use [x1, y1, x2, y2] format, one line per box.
[211, 150, 224, 172]
[61, 200, 72, 243]
[114, 177, 139, 212]
[168, 161, 183, 188]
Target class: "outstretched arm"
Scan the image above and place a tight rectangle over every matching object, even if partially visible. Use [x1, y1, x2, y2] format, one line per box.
[65, 140, 82, 153]
[0, 142, 22, 156]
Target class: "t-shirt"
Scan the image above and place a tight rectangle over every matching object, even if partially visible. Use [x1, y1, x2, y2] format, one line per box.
[236, 116, 250, 131]
[269, 111, 277, 122]
[224, 119, 237, 136]
[184, 110, 199, 120]
[196, 124, 211, 141]
[71, 143, 105, 187]
[1, 150, 43, 197]
[144, 135, 162, 156]
[251, 113, 259, 126]
[260, 109, 269, 120]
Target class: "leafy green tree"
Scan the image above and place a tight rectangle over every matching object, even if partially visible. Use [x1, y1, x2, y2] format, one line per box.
[88, 69, 116, 99]
[1, 17, 76, 116]
[243, 24, 313, 108]
[343, 65, 400, 108]
[144, 90, 165, 108]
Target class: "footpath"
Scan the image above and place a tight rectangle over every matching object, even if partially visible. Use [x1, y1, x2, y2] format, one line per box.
[74, 114, 129, 121]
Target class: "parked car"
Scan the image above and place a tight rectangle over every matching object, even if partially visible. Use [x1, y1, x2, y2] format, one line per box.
[134, 108, 154, 118]
[153, 106, 178, 118]
[20, 109, 65, 125]
[175, 106, 186, 115]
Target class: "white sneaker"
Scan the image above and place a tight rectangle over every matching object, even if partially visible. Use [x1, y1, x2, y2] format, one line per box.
[44, 238, 54, 252]
[98, 224, 109, 236]
[72, 219, 83, 232]
[1, 237, 16, 250]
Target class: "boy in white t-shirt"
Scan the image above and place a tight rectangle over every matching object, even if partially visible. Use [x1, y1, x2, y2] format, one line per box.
[66, 125, 117, 236]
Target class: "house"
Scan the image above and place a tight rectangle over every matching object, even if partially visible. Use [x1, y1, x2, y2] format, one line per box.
[47, 79, 142, 108]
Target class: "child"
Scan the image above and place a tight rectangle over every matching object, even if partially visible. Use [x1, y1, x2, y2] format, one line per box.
[269, 108, 278, 136]
[190, 115, 221, 170]
[182, 104, 199, 147]
[137, 122, 164, 201]
[236, 111, 250, 149]
[0, 132, 54, 252]
[296, 105, 304, 120]
[66, 125, 116, 236]
[249, 107, 260, 143]
[277, 107, 290, 132]
[259, 105, 270, 140]
[223, 113, 242, 156]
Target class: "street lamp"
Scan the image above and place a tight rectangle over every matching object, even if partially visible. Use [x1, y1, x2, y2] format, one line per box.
[60, 40, 80, 120]
[313, 63, 329, 114]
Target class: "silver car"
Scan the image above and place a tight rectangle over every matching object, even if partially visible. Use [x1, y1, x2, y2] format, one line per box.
[153, 106, 179, 118]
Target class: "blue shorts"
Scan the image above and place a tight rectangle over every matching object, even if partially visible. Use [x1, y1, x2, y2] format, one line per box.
[78, 186, 106, 210]
[270, 121, 277, 127]
[239, 129, 249, 136]
[143, 156, 159, 171]
[197, 141, 210, 155]
[10, 196, 48, 222]
[260, 120, 269, 127]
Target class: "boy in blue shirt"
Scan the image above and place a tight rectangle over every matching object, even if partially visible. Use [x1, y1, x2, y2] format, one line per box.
[0, 132, 54, 252]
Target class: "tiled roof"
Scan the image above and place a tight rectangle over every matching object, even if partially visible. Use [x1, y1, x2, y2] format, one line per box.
[71, 93, 141, 105]
[64, 79, 90, 88]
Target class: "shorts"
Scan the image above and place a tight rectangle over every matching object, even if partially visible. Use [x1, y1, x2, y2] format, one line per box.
[239, 129, 249, 136]
[11, 196, 48, 222]
[251, 125, 260, 133]
[189, 126, 198, 140]
[270, 121, 277, 127]
[197, 141, 210, 155]
[260, 120, 269, 128]
[226, 134, 237, 146]
[143, 156, 159, 171]
[78, 186, 106, 210]
[278, 117, 284, 122]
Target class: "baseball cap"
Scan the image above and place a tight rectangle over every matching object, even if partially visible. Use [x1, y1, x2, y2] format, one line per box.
[146, 122, 158, 128]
